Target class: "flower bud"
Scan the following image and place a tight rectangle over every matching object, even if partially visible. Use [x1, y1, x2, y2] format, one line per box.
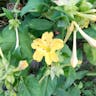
[17, 60, 28, 71]
[71, 30, 78, 68]
[74, 21, 96, 47]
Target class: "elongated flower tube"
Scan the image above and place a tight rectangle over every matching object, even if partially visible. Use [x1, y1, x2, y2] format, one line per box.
[71, 30, 78, 68]
[0, 48, 4, 58]
[52, 0, 69, 6]
[76, 12, 96, 22]
[15, 27, 19, 49]
[73, 21, 96, 47]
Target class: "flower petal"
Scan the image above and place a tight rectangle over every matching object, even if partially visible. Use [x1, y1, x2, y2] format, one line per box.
[50, 51, 59, 62]
[31, 39, 44, 49]
[33, 50, 44, 62]
[51, 39, 64, 51]
[45, 53, 52, 65]
[42, 32, 53, 44]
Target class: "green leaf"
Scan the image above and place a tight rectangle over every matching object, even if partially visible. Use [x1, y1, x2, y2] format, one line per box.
[68, 87, 81, 96]
[58, 44, 71, 64]
[17, 75, 41, 96]
[21, 0, 44, 16]
[0, 26, 32, 61]
[0, 26, 15, 52]
[64, 67, 76, 89]
[40, 77, 57, 96]
[83, 43, 96, 65]
[29, 19, 53, 30]
[54, 88, 71, 96]
[2, 8, 14, 19]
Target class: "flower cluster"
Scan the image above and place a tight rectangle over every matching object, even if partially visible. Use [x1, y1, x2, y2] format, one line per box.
[70, 21, 96, 68]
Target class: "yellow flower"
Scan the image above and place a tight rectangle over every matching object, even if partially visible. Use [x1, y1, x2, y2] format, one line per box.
[31, 32, 64, 65]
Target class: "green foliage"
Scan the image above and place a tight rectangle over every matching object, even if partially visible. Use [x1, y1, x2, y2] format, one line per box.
[84, 43, 96, 65]
[17, 75, 41, 96]
[0, 0, 96, 96]
[40, 77, 57, 96]
[21, 0, 44, 16]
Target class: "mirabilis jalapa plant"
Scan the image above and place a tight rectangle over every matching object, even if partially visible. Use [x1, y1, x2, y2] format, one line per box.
[0, 0, 96, 96]
[31, 0, 96, 81]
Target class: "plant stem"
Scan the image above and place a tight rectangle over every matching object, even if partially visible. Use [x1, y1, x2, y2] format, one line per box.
[39, 75, 46, 83]
[86, 72, 96, 76]
[15, 27, 19, 49]
[13, 0, 20, 11]
[61, 64, 71, 68]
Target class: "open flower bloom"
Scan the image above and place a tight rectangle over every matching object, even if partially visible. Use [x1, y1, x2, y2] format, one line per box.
[71, 30, 78, 68]
[73, 21, 96, 48]
[31, 32, 64, 65]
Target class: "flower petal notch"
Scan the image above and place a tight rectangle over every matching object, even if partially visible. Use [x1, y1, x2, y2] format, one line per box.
[31, 32, 64, 65]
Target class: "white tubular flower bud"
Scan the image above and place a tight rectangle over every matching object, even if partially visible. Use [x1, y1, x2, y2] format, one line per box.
[71, 30, 78, 68]
[74, 21, 96, 48]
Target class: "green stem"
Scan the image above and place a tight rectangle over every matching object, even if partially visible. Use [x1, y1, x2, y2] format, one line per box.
[13, 0, 20, 11]
[86, 72, 96, 76]
[39, 75, 46, 83]
[61, 64, 71, 68]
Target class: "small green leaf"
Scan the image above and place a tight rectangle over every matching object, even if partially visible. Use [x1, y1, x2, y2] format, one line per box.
[2, 8, 14, 19]
[68, 87, 81, 96]
[21, 0, 44, 16]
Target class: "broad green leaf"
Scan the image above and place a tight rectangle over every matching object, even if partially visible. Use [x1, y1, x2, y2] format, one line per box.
[58, 44, 71, 64]
[76, 71, 88, 80]
[40, 77, 57, 96]
[68, 87, 81, 96]
[17, 75, 41, 96]
[83, 43, 96, 65]
[54, 88, 71, 96]
[0, 93, 4, 96]
[29, 19, 53, 30]
[64, 68, 87, 89]
[21, 0, 44, 16]
[64, 67, 76, 89]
